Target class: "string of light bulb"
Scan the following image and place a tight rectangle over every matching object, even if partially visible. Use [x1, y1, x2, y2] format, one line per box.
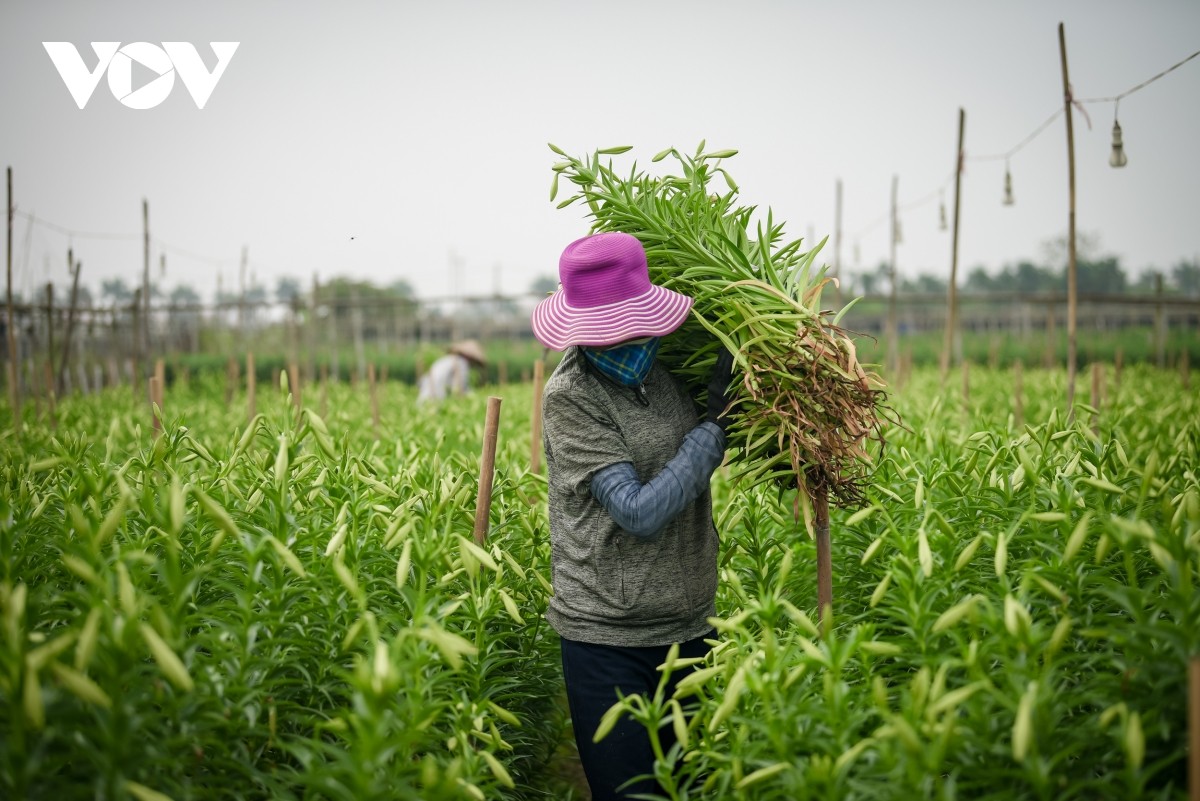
[849, 45, 1198, 260]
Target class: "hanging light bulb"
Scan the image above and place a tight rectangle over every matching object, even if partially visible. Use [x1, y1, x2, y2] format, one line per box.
[1109, 118, 1128, 168]
[938, 191, 948, 231]
[1003, 162, 1014, 206]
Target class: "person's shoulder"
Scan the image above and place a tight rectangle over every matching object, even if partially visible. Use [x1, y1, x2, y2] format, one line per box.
[543, 350, 606, 408]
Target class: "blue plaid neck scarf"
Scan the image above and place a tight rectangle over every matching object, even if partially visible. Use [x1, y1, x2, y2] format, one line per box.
[583, 337, 661, 387]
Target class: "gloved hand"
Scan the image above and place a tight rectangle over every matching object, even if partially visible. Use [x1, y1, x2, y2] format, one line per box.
[705, 348, 738, 433]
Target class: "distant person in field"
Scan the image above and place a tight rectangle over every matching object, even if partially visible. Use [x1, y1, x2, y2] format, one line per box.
[416, 340, 487, 404]
[532, 231, 737, 801]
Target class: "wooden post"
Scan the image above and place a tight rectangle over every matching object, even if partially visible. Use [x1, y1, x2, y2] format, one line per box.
[368, 363, 380, 436]
[154, 358, 165, 401]
[887, 175, 899, 377]
[246, 351, 256, 423]
[531, 358, 545, 473]
[833, 178, 843, 309]
[814, 485, 832, 625]
[239, 246, 248, 350]
[498, 360, 508, 386]
[988, 336, 999, 370]
[1154, 273, 1166, 369]
[45, 282, 55, 397]
[1190, 656, 1200, 801]
[1059, 22, 1078, 423]
[57, 252, 81, 395]
[1014, 360, 1024, 429]
[941, 108, 965, 381]
[5, 167, 19, 434]
[142, 200, 150, 363]
[472, 396, 503, 545]
[1114, 348, 1123, 391]
[149, 376, 161, 439]
[130, 291, 141, 401]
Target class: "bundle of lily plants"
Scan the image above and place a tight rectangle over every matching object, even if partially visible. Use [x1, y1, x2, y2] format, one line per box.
[549, 143, 892, 509]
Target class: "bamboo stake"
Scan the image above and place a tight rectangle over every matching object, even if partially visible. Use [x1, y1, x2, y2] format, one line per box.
[1190, 656, 1200, 801]
[833, 178, 843, 309]
[1014, 360, 1025, 429]
[142, 200, 150, 362]
[45, 283, 55, 397]
[155, 358, 165, 405]
[814, 486, 832, 625]
[473, 396, 503, 545]
[1154, 274, 1166, 368]
[1059, 22, 1079, 424]
[246, 351, 256, 423]
[368, 363, 380, 436]
[5, 167, 19, 435]
[887, 175, 899, 377]
[941, 108, 965, 381]
[57, 253, 81, 395]
[531, 358, 545, 473]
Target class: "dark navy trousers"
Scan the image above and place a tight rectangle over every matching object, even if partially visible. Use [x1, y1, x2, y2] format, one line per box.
[560, 631, 714, 801]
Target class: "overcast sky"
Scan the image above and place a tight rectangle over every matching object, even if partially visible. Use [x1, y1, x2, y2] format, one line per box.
[2, 0, 1197, 307]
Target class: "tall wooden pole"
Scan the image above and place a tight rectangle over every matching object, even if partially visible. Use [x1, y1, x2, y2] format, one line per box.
[1059, 22, 1079, 423]
[473, 396, 503, 545]
[5, 167, 19, 434]
[44, 283, 55, 398]
[239, 245, 248, 349]
[814, 486, 832, 625]
[887, 175, 899, 377]
[57, 253, 81, 394]
[1154, 273, 1166, 368]
[531, 358, 545, 473]
[142, 199, 150, 370]
[833, 179, 843, 308]
[941, 108, 966, 382]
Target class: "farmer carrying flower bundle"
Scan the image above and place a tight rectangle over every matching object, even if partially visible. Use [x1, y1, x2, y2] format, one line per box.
[532, 231, 737, 800]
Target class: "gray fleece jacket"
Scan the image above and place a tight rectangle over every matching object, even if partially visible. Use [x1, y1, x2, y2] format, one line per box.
[541, 347, 723, 647]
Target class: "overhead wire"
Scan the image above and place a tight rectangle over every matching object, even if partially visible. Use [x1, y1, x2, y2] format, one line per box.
[848, 44, 1198, 266]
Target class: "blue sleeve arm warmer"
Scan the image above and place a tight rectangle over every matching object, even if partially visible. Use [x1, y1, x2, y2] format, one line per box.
[589, 422, 726, 539]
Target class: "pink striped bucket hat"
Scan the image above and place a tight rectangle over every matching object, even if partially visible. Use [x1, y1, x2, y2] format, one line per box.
[531, 232, 693, 351]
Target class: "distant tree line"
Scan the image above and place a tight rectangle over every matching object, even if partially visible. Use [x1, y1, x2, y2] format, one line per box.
[849, 237, 1198, 298]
